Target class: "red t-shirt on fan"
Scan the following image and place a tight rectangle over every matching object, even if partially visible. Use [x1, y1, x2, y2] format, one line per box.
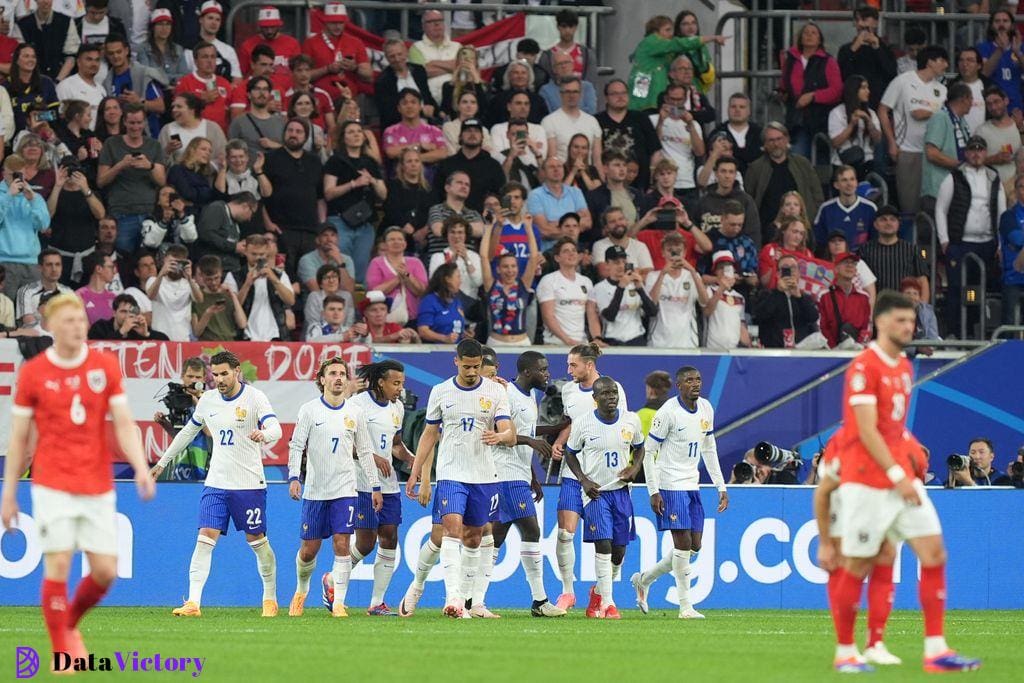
[175, 73, 233, 132]
[835, 343, 915, 489]
[302, 31, 368, 99]
[13, 347, 126, 495]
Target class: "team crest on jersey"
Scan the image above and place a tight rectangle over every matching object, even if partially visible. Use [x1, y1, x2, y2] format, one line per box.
[86, 369, 105, 393]
[652, 417, 662, 430]
[235, 407, 247, 421]
[670, 514, 677, 521]
[683, 281, 691, 290]
[620, 428, 634, 443]
[65, 375, 81, 390]
[357, 513, 365, 521]
[589, 524, 597, 532]
[518, 502, 527, 510]
[442, 499, 448, 506]
[344, 416, 356, 430]
[392, 413, 401, 427]
[700, 419, 710, 431]
[479, 397, 493, 411]
[302, 524, 308, 531]
[851, 373, 866, 392]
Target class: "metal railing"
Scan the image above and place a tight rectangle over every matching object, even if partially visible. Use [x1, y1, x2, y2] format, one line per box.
[991, 325, 1024, 340]
[960, 251, 988, 340]
[865, 171, 889, 208]
[915, 211, 940, 300]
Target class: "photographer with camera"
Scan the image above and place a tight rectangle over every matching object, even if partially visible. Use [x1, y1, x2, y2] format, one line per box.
[153, 357, 212, 481]
[730, 441, 802, 485]
[145, 244, 203, 342]
[946, 438, 1016, 487]
[88, 293, 169, 341]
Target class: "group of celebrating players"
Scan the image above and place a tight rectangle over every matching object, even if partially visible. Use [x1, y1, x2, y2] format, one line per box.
[0, 289, 981, 673]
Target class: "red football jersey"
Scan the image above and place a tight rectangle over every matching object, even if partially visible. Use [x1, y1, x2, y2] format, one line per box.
[238, 34, 302, 79]
[174, 73, 232, 132]
[835, 343, 914, 489]
[13, 347, 126, 495]
[302, 31, 367, 99]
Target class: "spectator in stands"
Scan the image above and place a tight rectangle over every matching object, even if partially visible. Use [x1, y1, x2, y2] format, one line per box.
[542, 75, 602, 167]
[696, 131, 741, 190]
[286, 95, 331, 162]
[597, 78, 661, 189]
[239, 6, 300, 80]
[54, 100, 101, 169]
[382, 88, 448, 179]
[634, 170, 712, 271]
[949, 437, 1015, 487]
[75, 0, 125, 49]
[694, 155, 761, 244]
[227, 76, 285, 158]
[902, 277, 940, 342]
[747, 122, 823, 245]
[124, 253, 156, 315]
[673, 10, 717, 93]
[136, 8, 190, 85]
[879, 45, 948, 216]
[6, 44, 60, 133]
[285, 54, 335, 130]
[47, 166, 102, 286]
[540, 10, 597, 84]
[366, 226, 428, 325]
[409, 9, 461, 106]
[425, 169, 484, 257]
[191, 254, 246, 341]
[141, 184, 198, 250]
[440, 45, 489, 121]
[196, 191, 257, 274]
[376, 38, 436, 129]
[923, 82, 974, 208]
[0, 267, 15, 329]
[0, 155, 51, 298]
[951, 47, 988, 134]
[146, 244, 202, 341]
[174, 41, 231, 133]
[896, 26, 927, 74]
[977, 85, 1019, 196]
[359, 290, 419, 344]
[94, 95, 123, 143]
[626, 14, 722, 113]
[167, 137, 218, 212]
[705, 200, 759, 291]
[766, 190, 811, 246]
[645, 231, 707, 349]
[563, 133, 602, 195]
[978, 9, 1024, 127]
[16, 0, 79, 82]
[592, 206, 654, 279]
[418, 261, 467, 343]
[76, 250, 117, 324]
[536, 236, 592, 346]
[487, 59, 547, 126]
[307, 294, 363, 342]
[999, 174, 1024, 325]
[297, 224, 355, 296]
[859, 205, 929, 296]
[13, 135, 55, 199]
[479, 215, 541, 346]
[587, 244, 656, 347]
[826, 229, 878, 307]
[703, 251, 750, 349]
[778, 22, 843, 159]
[836, 5, 896, 111]
[223, 233, 295, 341]
[935, 134, 1005, 333]
[587, 150, 640, 229]
[494, 117, 541, 188]
[383, 147, 433, 251]
[710, 93, 762, 174]
[650, 83, 704, 207]
[214, 140, 270, 234]
[490, 38, 548, 94]
[667, 55, 716, 126]
[530, 158, 591, 250]
[186, 1, 239, 81]
[304, 262, 353, 328]
[540, 50, 596, 116]
[813, 165, 877, 249]
[14, 249, 70, 325]
[828, 75, 882, 178]
[263, 117, 326, 275]
[158, 94, 225, 164]
[818, 252, 871, 349]
[436, 118, 504, 213]
[103, 36, 167, 139]
[88, 292, 169, 340]
[752, 253, 820, 349]
[429, 215, 483, 306]
[758, 216, 814, 290]
[56, 45, 105, 122]
[492, 91, 546, 161]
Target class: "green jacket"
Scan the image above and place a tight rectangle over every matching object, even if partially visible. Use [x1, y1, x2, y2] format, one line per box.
[627, 34, 704, 112]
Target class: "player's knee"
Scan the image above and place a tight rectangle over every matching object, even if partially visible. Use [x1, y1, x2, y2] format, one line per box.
[518, 520, 541, 543]
[876, 541, 897, 566]
[462, 527, 482, 548]
[90, 564, 117, 586]
[43, 553, 72, 581]
[594, 540, 612, 555]
[610, 546, 626, 565]
[332, 536, 351, 556]
[377, 527, 398, 549]
[922, 544, 947, 567]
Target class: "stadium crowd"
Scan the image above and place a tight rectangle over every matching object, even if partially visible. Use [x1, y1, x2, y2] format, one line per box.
[0, 1, 1021, 351]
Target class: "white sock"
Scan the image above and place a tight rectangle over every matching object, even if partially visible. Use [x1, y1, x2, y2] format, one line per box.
[414, 539, 441, 589]
[187, 535, 216, 606]
[672, 549, 692, 609]
[471, 534, 495, 606]
[924, 636, 950, 658]
[458, 545, 481, 606]
[370, 548, 397, 607]
[835, 644, 860, 660]
[332, 555, 352, 607]
[294, 551, 316, 595]
[248, 537, 277, 602]
[440, 537, 463, 606]
[521, 541, 546, 602]
[350, 546, 365, 566]
[612, 560, 622, 582]
[595, 552, 613, 608]
[556, 529, 576, 595]
[641, 553, 674, 588]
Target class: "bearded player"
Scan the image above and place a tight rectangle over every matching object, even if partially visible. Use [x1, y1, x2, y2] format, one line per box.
[2, 293, 155, 668]
[828, 292, 980, 673]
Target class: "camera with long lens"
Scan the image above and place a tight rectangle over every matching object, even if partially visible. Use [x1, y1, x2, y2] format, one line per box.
[401, 387, 419, 412]
[732, 461, 755, 484]
[753, 441, 800, 471]
[947, 454, 972, 472]
[538, 382, 565, 425]
[162, 381, 204, 429]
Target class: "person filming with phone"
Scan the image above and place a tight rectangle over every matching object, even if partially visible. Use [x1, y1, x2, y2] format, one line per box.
[88, 293, 169, 340]
[0, 155, 51, 300]
[751, 253, 820, 349]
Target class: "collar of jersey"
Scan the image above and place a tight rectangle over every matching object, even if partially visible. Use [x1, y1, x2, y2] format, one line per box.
[320, 396, 345, 410]
[368, 393, 390, 408]
[677, 396, 698, 414]
[452, 377, 482, 391]
[221, 383, 245, 402]
[512, 381, 533, 398]
[594, 408, 619, 425]
[45, 344, 88, 369]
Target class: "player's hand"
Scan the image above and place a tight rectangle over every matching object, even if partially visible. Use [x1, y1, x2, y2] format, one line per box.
[149, 463, 165, 480]
[530, 478, 544, 502]
[404, 472, 418, 500]
[248, 429, 267, 443]
[481, 429, 503, 446]
[551, 443, 564, 461]
[895, 476, 921, 505]
[373, 454, 392, 478]
[650, 492, 665, 516]
[371, 491, 384, 512]
[1, 495, 19, 531]
[417, 480, 432, 507]
[135, 470, 156, 501]
[617, 465, 640, 483]
[817, 538, 838, 572]
[717, 490, 729, 512]
[581, 478, 601, 500]
[488, 376, 509, 388]
[528, 437, 552, 459]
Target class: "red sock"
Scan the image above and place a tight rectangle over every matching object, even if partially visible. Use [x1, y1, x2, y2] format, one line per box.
[827, 569, 841, 609]
[68, 575, 110, 629]
[867, 564, 894, 646]
[830, 568, 865, 646]
[41, 579, 69, 655]
[919, 564, 946, 638]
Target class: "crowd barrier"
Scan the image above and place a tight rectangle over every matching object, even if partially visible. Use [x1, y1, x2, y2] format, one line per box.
[1, 484, 1019, 610]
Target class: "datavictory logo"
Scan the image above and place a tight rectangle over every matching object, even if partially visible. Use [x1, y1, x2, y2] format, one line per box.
[13, 646, 206, 677]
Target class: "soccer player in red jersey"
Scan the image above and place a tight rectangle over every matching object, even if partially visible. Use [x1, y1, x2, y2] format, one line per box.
[828, 291, 980, 674]
[1, 293, 155, 669]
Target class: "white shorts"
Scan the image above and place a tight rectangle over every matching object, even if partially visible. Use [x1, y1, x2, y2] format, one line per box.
[838, 479, 942, 558]
[828, 487, 843, 538]
[30, 484, 118, 556]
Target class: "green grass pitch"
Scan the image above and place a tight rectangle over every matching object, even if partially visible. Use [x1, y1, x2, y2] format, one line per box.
[1, 607, 1020, 681]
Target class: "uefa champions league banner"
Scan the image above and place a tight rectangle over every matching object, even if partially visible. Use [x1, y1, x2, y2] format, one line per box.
[1, 484, 1020, 610]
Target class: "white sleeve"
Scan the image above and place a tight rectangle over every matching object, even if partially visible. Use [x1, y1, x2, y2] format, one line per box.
[255, 390, 282, 442]
[354, 410, 381, 489]
[157, 407, 205, 468]
[287, 406, 311, 481]
[535, 274, 554, 303]
[935, 174, 953, 245]
[701, 404, 726, 491]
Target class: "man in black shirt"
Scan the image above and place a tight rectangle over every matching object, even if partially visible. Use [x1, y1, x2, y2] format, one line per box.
[596, 79, 661, 188]
[836, 5, 897, 110]
[435, 118, 506, 212]
[857, 205, 929, 296]
[263, 118, 325, 277]
[88, 293, 170, 340]
[709, 93, 764, 174]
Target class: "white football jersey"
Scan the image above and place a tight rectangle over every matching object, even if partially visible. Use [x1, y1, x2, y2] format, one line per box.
[492, 382, 539, 484]
[349, 391, 405, 495]
[425, 377, 511, 484]
[565, 408, 644, 500]
[644, 396, 725, 494]
[288, 396, 378, 500]
[560, 378, 628, 480]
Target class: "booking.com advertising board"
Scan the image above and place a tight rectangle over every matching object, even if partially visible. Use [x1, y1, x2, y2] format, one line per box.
[1, 484, 1020, 610]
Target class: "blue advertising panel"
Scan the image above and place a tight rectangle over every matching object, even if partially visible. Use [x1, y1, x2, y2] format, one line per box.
[1, 484, 1019, 610]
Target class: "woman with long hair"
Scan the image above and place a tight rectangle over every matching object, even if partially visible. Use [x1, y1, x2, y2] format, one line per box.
[758, 216, 815, 289]
[767, 191, 811, 244]
[828, 75, 881, 177]
[135, 9, 190, 84]
[978, 9, 1024, 125]
[564, 133, 601, 192]
[14, 134, 56, 198]
[627, 15, 725, 112]
[673, 10, 717, 93]
[442, 90, 493, 154]
[6, 45, 59, 132]
[167, 137, 218, 211]
[417, 261, 467, 343]
[382, 147, 434, 250]
[158, 93, 227, 164]
[441, 45, 488, 120]
[287, 92, 329, 161]
[334, 95, 381, 163]
[779, 22, 843, 158]
[54, 100, 102, 168]
[366, 226, 429, 325]
[94, 96, 124, 142]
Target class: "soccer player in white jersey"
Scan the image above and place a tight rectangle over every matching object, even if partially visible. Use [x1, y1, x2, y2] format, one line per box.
[551, 342, 627, 612]
[287, 357, 381, 618]
[631, 366, 728, 619]
[152, 351, 283, 617]
[563, 376, 645, 619]
[404, 339, 516, 618]
[491, 351, 567, 617]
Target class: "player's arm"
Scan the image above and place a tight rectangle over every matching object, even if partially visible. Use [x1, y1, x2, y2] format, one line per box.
[701, 427, 729, 512]
[813, 474, 840, 572]
[643, 435, 662, 497]
[287, 407, 311, 500]
[391, 431, 415, 465]
[406, 422, 439, 502]
[110, 398, 155, 501]
[483, 416, 516, 447]
[151, 413, 205, 478]
[354, 414, 383, 511]
[851, 402, 920, 504]
[563, 447, 599, 499]
[1, 413, 32, 529]
[620, 442, 645, 482]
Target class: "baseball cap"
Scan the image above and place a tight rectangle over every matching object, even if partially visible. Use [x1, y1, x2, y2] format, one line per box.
[965, 135, 987, 151]
[833, 251, 860, 265]
[358, 290, 393, 314]
[324, 2, 349, 21]
[200, 1, 223, 17]
[827, 228, 847, 241]
[150, 8, 173, 24]
[461, 118, 484, 131]
[604, 245, 628, 261]
[875, 205, 899, 219]
[712, 250, 735, 270]
[257, 6, 284, 28]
